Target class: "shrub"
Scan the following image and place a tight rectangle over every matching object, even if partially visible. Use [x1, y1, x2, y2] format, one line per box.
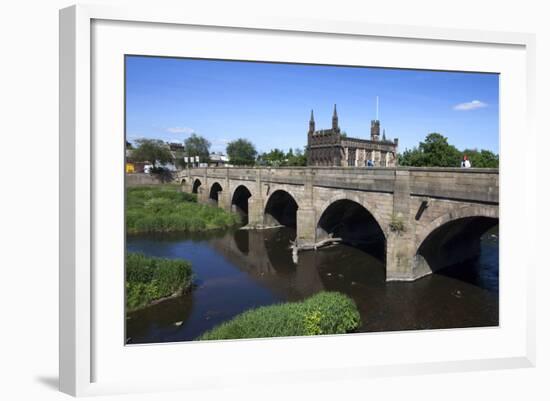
[126, 185, 239, 234]
[389, 214, 406, 233]
[198, 292, 361, 341]
[126, 253, 193, 311]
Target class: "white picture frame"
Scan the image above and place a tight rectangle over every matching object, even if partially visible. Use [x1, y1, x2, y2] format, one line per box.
[59, 4, 536, 397]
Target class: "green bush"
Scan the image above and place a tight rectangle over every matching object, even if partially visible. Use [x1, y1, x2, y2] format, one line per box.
[198, 292, 361, 341]
[126, 253, 193, 311]
[126, 185, 239, 234]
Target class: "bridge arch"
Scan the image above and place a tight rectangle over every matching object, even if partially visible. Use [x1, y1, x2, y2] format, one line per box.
[263, 189, 299, 228]
[316, 197, 386, 258]
[231, 185, 252, 222]
[415, 205, 499, 251]
[414, 205, 499, 274]
[192, 178, 202, 194]
[316, 194, 389, 238]
[208, 181, 224, 204]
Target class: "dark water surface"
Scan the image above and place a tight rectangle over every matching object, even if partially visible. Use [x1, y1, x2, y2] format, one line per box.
[126, 227, 498, 344]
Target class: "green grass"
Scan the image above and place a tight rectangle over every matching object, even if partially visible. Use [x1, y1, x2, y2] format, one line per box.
[126, 252, 193, 311]
[198, 292, 361, 341]
[126, 185, 241, 234]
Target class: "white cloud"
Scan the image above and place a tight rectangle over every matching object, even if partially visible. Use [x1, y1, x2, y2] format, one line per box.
[165, 126, 195, 134]
[453, 100, 488, 111]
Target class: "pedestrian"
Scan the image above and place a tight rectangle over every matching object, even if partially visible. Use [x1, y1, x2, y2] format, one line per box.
[461, 155, 471, 168]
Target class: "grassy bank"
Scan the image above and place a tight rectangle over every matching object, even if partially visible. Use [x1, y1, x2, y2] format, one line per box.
[126, 185, 241, 234]
[198, 292, 361, 341]
[126, 252, 193, 311]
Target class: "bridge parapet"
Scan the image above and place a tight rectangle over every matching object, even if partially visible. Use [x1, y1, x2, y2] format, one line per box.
[180, 167, 498, 203]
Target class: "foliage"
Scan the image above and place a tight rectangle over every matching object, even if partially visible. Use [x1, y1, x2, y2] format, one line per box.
[286, 147, 308, 166]
[198, 292, 361, 340]
[126, 252, 193, 311]
[183, 134, 211, 164]
[226, 138, 258, 166]
[462, 149, 499, 168]
[126, 185, 240, 234]
[259, 148, 286, 166]
[398, 133, 499, 168]
[130, 138, 174, 168]
[258, 147, 307, 167]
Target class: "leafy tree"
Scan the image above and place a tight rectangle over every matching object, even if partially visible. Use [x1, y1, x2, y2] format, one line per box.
[419, 133, 461, 167]
[286, 147, 307, 166]
[259, 148, 286, 166]
[399, 133, 499, 168]
[399, 133, 461, 167]
[227, 138, 258, 166]
[184, 134, 211, 164]
[257, 147, 307, 167]
[131, 138, 173, 168]
[463, 148, 499, 168]
[398, 147, 424, 166]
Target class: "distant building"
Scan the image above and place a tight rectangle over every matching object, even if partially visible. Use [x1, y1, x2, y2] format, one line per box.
[166, 142, 185, 171]
[209, 152, 230, 167]
[306, 105, 398, 167]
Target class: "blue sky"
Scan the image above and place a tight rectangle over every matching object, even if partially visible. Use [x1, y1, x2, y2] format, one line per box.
[125, 56, 499, 154]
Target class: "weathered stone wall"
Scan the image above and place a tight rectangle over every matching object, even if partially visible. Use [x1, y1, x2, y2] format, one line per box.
[126, 173, 167, 186]
[178, 167, 499, 282]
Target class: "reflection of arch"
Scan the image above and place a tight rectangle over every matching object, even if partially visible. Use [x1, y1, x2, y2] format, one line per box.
[192, 178, 202, 194]
[209, 182, 223, 203]
[264, 190, 299, 227]
[415, 205, 499, 250]
[233, 229, 250, 255]
[317, 194, 388, 237]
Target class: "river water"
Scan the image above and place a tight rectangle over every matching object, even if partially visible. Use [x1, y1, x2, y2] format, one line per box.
[126, 226, 498, 344]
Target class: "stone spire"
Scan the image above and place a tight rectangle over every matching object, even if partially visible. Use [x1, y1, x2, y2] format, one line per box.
[309, 109, 315, 133]
[382, 129, 386, 141]
[332, 104, 338, 130]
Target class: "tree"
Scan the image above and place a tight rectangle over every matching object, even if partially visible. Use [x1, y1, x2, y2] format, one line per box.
[286, 147, 307, 166]
[226, 139, 258, 166]
[259, 148, 286, 166]
[184, 134, 211, 164]
[131, 138, 173, 168]
[419, 133, 461, 167]
[463, 148, 499, 168]
[399, 133, 461, 167]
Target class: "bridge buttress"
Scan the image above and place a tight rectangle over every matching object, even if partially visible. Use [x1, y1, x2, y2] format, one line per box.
[296, 168, 316, 247]
[247, 169, 265, 227]
[218, 168, 231, 212]
[386, 170, 422, 281]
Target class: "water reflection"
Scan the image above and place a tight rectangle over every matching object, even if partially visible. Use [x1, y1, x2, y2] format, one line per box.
[126, 226, 498, 344]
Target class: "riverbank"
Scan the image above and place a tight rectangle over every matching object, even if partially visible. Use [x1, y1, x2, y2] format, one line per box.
[126, 185, 241, 234]
[126, 252, 194, 312]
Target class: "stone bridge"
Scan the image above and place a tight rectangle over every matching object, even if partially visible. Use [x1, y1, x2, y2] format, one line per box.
[177, 167, 498, 282]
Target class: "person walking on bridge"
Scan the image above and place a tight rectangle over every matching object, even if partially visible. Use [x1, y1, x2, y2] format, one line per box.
[461, 155, 471, 168]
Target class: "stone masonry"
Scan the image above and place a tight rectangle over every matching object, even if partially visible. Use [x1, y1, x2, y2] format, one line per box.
[178, 166, 499, 282]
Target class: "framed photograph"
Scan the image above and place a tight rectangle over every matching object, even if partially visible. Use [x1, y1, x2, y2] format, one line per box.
[59, 4, 536, 396]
